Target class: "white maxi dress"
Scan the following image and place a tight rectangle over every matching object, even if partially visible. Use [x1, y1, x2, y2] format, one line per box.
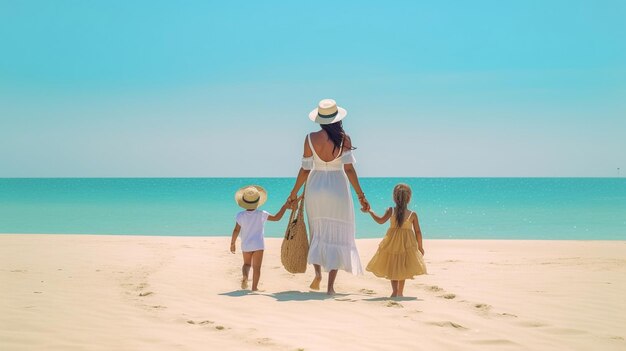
[302, 134, 364, 275]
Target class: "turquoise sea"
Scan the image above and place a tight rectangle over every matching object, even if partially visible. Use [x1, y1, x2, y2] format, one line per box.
[0, 178, 625, 240]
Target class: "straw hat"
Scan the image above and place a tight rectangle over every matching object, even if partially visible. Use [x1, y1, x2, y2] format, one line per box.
[235, 185, 268, 210]
[308, 99, 348, 124]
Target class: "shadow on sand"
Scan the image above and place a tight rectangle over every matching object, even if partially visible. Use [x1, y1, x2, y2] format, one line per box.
[219, 290, 253, 297]
[363, 296, 421, 302]
[269, 290, 338, 302]
[219, 290, 338, 301]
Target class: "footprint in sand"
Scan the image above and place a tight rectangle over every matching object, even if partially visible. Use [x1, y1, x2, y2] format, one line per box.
[426, 285, 443, 292]
[151, 305, 167, 309]
[471, 339, 516, 345]
[188, 320, 214, 325]
[359, 289, 376, 295]
[474, 303, 491, 312]
[441, 293, 456, 299]
[215, 325, 225, 330]
[139, 291, 154, 297]
[428, 321, 467, 329]
[519, 321, 548, 328]
[256, 338, 273, 345]
[335, 297, 356, 302]
[501, 312, 518, 318]
[386, 301, 403, 308]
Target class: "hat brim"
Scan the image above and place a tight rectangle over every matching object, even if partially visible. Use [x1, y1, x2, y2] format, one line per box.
[308, 107, 347, 125]
[235, 185, 268, 210]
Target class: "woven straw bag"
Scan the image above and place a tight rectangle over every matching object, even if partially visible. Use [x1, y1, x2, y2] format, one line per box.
[281, 192, 309, 273]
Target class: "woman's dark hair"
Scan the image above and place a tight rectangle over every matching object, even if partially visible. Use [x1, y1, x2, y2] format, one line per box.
[321, 121, 356, 154]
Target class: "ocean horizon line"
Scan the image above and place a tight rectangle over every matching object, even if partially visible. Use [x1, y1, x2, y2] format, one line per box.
[3, 233, 622, 242]
[1, 176, 623, 179]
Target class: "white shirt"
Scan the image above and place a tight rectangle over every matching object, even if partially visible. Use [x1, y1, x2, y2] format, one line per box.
[236, 210, 270, 252]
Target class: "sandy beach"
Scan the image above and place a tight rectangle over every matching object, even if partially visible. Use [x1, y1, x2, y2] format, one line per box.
[1, 235, 625, 351]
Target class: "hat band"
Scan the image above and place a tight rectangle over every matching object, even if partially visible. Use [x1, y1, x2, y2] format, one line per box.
[318, 110, 338, 119]
[242, 196, 259, 204]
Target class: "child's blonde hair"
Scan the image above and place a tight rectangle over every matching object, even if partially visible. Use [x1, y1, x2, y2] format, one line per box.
[393, 183, 412, 224]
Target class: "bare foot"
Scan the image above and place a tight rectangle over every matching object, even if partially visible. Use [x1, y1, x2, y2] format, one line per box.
[309, 276, 322, 290]
[241, 278, 248, 290]
[390, 293, 397, 298]
[327, 288, 336, 296]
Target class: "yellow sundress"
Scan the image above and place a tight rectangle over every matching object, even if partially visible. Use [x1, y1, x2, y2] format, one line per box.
[366, 209, 427, 280]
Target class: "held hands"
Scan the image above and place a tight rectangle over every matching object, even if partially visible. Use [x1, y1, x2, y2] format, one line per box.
[358, 193, 370, 212]
[285, 196, 297, 210]
[287, 192, 298, 207]
[287, 190, 303, 210]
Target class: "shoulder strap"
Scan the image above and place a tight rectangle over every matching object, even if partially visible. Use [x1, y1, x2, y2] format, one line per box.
[406, 211, 413, 221]
[307, 134, 318, 158]
[333, 136, 345, 160]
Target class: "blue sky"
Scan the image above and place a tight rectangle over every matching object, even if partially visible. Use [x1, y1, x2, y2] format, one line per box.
[1, 0, 624, 177]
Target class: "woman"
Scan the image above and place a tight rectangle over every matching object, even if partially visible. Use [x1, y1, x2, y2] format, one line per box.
[288, 98, 370, 295]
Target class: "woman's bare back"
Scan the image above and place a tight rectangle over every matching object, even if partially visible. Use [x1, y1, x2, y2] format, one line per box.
[304, 130, 352, 162]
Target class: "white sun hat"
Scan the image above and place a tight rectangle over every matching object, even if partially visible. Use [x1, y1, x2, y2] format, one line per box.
[308, 98, 348, 124]
[235, 185, 268, 210]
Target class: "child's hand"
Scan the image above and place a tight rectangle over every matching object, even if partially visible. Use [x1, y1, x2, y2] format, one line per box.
[230, 243, 236, 254]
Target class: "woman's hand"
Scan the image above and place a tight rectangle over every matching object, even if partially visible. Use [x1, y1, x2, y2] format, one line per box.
[418, 246, 425, 256]
[287, 194, 298, 210]
[284, 197, 296, 210]
[230, 242, 236, 254]
[358, 196, 370, 212]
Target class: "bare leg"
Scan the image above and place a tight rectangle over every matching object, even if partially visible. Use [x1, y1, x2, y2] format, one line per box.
[310, 264, 322, 290]
[398, 280, 406, 297]
[327, 269, 338, 295]
[241, 252, 253, 289]
[251, 250, 264, 291]
[390, 280, 399, 297]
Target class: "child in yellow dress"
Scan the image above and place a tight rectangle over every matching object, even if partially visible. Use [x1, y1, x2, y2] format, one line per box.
[365, 183, 427, 297]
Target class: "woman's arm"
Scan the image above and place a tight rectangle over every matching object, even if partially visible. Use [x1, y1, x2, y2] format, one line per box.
[230, 223, 240, 253]
[289, 167, 310, 201]
[411, 212, 425, 255]
[368, 207, 392, 224]
[267, 203, 290, 222]
[342, 136, 370, 211]
[288, 136, 312, 202]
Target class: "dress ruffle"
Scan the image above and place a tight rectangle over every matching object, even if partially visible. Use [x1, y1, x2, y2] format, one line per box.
[340, 151, 356, 165]
[301, 156, 314, 170]
[307, 218, 363, 275]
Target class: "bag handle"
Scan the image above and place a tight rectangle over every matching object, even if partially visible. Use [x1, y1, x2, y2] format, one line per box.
[284, 186, 305, 239]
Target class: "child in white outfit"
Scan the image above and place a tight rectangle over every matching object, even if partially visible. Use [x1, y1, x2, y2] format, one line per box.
[230, 185, 290, 291]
